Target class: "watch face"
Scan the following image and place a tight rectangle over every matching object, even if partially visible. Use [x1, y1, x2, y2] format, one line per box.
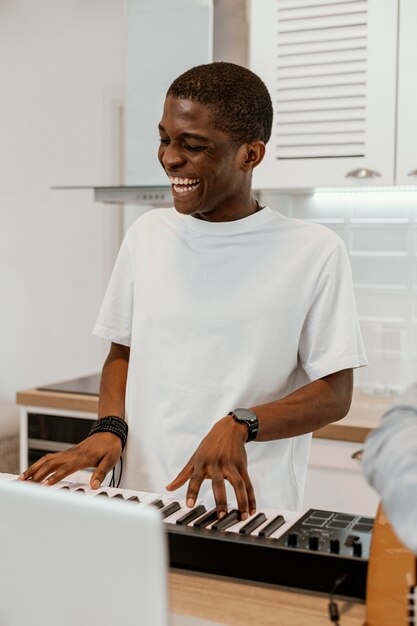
[233, 408, 257, 423]
[230, 409, 259, 442]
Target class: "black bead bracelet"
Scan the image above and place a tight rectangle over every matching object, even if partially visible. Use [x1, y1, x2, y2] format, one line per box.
[88, 416, 128, 450]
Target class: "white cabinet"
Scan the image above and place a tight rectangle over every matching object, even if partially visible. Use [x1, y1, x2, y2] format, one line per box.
[304, 438, 379, 516]
[395, 0, 417, 186]
[249, 0, 416, 190]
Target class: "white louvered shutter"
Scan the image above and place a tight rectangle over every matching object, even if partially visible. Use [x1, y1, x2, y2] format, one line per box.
[249, 0, 398, 189]
[275, 0, 368, 160]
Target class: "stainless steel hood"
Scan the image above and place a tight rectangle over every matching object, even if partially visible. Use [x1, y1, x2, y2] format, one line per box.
[51, 186, 173, 206]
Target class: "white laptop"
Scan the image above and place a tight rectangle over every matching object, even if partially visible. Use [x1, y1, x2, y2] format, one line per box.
[0, 477, 170, 626]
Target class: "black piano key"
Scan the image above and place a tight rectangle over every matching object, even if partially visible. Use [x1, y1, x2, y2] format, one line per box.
[150, 499, 165, 510]
[239, 512, 267, 535]
[176, 504, 207, 525]
[193, 508, 218, 528]
[258, 514, 286, 538]
[59, 486, 71, 490]
[73, 488, 86, 494]
[211, 509, 241, 531]
[126, 495, 141, 503]
[96, 491, 110, 497]
[160, 501, 181, 519]
[111, 493, 125, 499]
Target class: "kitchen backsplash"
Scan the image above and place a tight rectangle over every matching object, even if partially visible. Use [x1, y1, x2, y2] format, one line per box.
[260, 188, 417, 396]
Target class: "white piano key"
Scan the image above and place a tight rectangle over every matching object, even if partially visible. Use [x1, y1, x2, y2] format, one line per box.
[0, 473, 19, 482]
[0, 474, 305, 540]
[139, 492, 171, 506]
[224, 508, 304, 539]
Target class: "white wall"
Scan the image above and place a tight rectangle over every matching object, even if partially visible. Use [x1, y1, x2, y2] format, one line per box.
[0, 1, 125, 412]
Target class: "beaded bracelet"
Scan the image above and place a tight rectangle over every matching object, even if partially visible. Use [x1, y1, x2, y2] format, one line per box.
[88, 416, 128, 451]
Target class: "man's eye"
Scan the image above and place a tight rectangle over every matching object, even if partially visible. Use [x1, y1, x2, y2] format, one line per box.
[185, 144, 206, 152]
[159, 138, 170, 145]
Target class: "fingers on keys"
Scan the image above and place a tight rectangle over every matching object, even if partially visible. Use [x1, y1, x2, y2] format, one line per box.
[19, 451, 79, 485]
[240, 468, 257, 518]
[186, 468, 255, 521]
[227, 468, 256, 521]
[19, 434, 121, 487]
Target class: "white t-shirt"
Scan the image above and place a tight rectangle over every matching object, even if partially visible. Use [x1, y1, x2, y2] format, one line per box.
[93, 206, 367, 510]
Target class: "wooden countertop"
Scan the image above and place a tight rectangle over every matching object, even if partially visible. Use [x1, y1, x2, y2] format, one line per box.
[16, 387, 99, 414]
[169, 571, 365, 626]
[16, 386, 394, 443]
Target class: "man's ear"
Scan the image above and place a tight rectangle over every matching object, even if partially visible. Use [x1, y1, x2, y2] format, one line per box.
[240, 141, 266, 172]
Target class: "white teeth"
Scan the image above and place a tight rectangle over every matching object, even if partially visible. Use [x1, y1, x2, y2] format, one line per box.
[169, 175, 200, 195]
[173, 183, 200, 194]
[169, 176, 200, 186]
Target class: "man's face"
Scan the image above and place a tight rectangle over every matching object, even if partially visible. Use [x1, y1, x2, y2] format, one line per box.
[158, 95, 248, 222]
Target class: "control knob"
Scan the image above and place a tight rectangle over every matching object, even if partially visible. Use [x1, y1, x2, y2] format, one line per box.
[329, 539, 340, 554]
[352, 540, 362, 557]
[309, 535, 319, 551]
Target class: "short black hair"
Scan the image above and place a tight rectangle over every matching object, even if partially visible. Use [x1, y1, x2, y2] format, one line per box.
[167, 62, 273, 146]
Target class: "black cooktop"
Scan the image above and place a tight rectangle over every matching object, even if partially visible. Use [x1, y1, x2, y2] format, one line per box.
[37, 373, 100, 396]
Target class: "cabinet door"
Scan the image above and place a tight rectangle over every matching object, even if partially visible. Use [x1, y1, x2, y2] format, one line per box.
[249, 0, 398, 189]
[395, 0, 417, 186]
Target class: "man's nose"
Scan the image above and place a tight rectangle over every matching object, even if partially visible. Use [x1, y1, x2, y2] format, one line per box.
[161, 143, 186, 168]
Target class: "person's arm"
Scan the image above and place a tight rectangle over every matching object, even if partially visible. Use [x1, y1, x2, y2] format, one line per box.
[97, 342, 130, 419]
[363, 385, 417, 554]
[167, 367, 353, 519]
[19, 342, 130, 488]
[252, 367, 353, 440]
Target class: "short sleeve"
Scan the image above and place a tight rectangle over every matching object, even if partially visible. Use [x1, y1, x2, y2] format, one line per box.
[92, 236, 133, 347]
[298, 241, 367, 380]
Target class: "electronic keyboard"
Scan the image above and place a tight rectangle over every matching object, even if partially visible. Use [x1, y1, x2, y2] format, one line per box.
[1, 474, 372, 599]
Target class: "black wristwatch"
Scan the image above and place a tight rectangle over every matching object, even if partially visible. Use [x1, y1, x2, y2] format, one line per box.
[228, 408, 259, 442]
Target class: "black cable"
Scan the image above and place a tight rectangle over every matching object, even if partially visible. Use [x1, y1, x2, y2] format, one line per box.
[109, 457, 123, 489]
[116, 457, 123, 488]
[328, 573, 348, 625]
[328, 599, 341, 625]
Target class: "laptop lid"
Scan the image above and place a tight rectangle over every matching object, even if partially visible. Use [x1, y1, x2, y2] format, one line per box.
[0, 477, 170, 626]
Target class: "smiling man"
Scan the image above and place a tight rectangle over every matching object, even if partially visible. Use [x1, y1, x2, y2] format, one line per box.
[21, 63, 367, 518]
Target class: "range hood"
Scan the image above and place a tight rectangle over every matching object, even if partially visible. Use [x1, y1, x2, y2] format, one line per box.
[51, 185, 173, 206]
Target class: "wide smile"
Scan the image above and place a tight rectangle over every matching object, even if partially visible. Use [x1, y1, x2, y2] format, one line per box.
[169, 176, 201, 195]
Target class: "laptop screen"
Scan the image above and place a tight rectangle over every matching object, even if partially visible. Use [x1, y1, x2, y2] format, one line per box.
[0, 477, 170, 626]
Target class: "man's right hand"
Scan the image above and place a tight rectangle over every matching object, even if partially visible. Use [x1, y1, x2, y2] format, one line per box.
[18, 432, 122, 489]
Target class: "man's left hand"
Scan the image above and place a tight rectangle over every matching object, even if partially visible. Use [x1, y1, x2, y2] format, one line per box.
[165, 415, 256, 520]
